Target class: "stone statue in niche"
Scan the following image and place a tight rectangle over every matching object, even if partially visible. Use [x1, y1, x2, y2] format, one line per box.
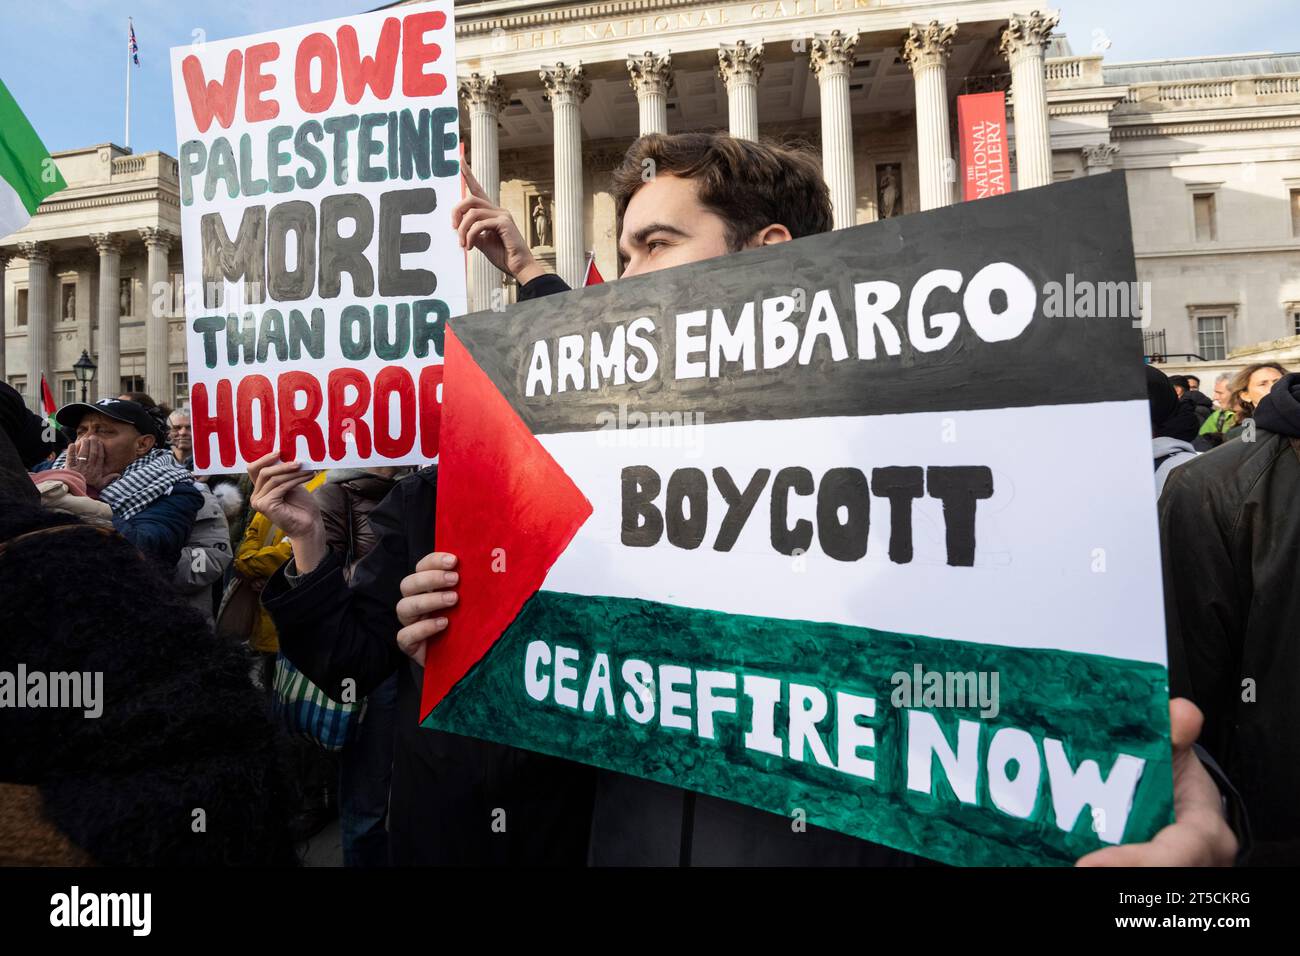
[62, 285, 75, 319]
[531, 196, 551, 248]
[877, 164, 902, 220]
[119, 277, 132, 315]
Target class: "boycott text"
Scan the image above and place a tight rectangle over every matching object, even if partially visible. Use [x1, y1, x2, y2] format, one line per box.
[622, 463, 994, 566]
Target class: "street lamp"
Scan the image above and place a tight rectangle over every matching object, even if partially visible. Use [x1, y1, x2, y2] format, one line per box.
[72, 350, 97, 402]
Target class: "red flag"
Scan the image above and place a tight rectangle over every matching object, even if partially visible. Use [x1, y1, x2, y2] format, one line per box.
[40, 373, 57, 420]
[582, 252, 604, 287]
[958, 92, 1010, 201]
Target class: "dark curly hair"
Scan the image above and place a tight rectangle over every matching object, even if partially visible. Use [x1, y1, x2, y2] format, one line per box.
[610, 132, 833, 252]
[0, 495, 295, 865]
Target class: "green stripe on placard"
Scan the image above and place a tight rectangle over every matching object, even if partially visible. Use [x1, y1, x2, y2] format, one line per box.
[0, 78, 67, 215]
[424, 591, 1173, 867]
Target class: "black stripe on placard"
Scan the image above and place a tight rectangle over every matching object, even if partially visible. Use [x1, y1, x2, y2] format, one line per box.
[452, 173, 1145, 436]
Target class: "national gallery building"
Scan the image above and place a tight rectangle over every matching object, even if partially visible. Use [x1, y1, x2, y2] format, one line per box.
[3, 0, 1298, 408]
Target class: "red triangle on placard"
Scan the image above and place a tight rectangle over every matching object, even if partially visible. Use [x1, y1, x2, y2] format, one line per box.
[420, 326, 593, 720]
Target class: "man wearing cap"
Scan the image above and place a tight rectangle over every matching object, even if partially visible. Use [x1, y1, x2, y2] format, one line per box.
[54, 398, 203, 568]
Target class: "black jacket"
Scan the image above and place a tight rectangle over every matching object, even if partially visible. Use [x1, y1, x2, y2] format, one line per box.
[1185, 389, 1214, 425]
[1160, 372, 1300, 864]
[262, 466, 595, 865]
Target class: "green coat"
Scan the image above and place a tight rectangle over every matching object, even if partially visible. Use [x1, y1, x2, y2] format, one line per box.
[1198, 407, 1236, 436]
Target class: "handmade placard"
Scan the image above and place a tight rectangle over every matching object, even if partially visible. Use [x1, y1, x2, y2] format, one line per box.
[170, 1, 465, 473]
[422, 173, 1173, 866]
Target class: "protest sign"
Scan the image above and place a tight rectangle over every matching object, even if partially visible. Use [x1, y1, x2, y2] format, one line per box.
[421, 173, 1173, 866]
[958, 92, 1010, 201]
[170, 1, 465, 473]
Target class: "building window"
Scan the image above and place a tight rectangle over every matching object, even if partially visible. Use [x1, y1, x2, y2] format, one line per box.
[172, 371, 189, 410]
[1291, 189, 1300, 238]
[1291, 308, 1300, 337]
[1196, 315, 1227, 360]
[1193, 193, 1217, 242]
[59, 377, 77, 406]
[120, 374, 144, 395]
[15, 288, 27, 327]
[9, 377, 26, 402]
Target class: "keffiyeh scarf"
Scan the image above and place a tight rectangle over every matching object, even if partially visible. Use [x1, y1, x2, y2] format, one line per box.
[54, 447, 194, 521]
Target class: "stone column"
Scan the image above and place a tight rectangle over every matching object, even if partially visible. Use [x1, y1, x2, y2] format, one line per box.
[141, 228, 174, 403]
[902, 20, 959, 211]
[717, 41, 764, 141]
[810, 31, 860, 229]
[73, 256, 95, 361]
[460, 72, 508, 313]
[0, 252, 10, 382]
[1001, 11, 1060, 190]
[540, 63, 591, 288]
[627, 52, 673, 135]
[92, 234, 122, 402]
[17, 241, 50, 412]
[1083, 143, 1119, 175]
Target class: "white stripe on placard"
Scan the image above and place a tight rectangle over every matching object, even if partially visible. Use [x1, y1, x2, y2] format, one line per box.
[537, 399, 1166, 665]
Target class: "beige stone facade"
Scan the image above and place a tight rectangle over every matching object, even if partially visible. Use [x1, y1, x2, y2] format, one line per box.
[4, 1, 1299, 411]
[1, 145, 184, 410]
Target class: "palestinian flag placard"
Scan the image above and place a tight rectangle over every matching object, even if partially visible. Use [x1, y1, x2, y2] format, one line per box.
[422, 173, 1173, 867]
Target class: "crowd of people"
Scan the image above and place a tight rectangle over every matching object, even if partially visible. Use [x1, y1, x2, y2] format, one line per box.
[0, 131, 1294, 866]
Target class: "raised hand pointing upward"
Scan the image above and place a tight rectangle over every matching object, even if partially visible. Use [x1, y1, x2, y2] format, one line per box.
[453, 163, 547, 286]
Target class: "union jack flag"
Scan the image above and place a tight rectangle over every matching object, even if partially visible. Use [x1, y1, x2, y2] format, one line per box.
[129, 21, 139, 66]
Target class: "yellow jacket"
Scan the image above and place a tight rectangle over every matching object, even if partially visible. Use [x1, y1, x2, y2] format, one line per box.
[233, 471, 327, 653]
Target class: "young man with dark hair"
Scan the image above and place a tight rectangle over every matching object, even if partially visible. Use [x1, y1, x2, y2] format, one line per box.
[455, 132, 832, 286]
[254, 132, 1235, 866]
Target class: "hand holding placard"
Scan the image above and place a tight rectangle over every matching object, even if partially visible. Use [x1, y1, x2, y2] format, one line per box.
[395, 551, 459, 665]
[247, 453, 326, 572]
[1076, 699, 1237, 867]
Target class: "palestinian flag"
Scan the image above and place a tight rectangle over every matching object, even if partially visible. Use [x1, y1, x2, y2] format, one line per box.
[39, 373, 57, 426]
[422, 174, 1173, 866]
[0, 78, 67, 239]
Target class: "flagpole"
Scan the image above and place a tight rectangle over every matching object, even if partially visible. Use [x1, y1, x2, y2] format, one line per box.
[124, 18, 132, 150]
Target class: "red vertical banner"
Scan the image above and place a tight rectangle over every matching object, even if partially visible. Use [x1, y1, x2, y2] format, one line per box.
[958, 92, 1010, 201]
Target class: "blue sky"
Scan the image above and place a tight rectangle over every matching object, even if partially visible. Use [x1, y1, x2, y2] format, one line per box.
[2, 0, 1297, 156]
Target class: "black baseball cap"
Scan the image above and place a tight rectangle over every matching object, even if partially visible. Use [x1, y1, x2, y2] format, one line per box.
[56, 398, 167, 443]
